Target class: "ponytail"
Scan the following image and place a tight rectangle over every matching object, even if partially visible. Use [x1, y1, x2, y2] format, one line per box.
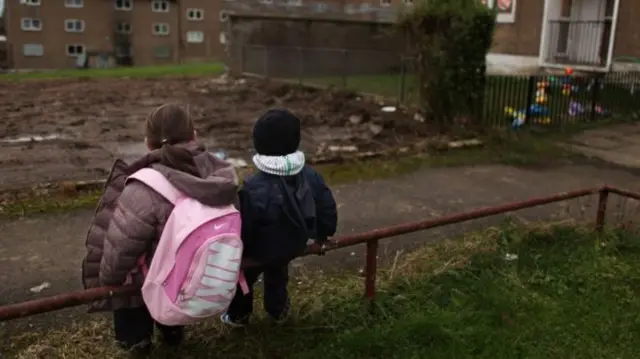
[158, 143, 201, 177]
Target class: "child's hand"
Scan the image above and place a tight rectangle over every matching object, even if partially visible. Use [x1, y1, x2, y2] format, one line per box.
[309, 242, 327, 256]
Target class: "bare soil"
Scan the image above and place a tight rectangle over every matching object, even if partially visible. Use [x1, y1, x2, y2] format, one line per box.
[0, 75, 428, 190]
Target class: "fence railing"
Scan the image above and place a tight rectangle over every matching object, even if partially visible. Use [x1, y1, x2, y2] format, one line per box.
[236, 44, 640, 129]
[0, 185, 638, 322]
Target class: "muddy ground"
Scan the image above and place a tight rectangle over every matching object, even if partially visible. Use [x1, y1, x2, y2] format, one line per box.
[0, 75, 428, 190]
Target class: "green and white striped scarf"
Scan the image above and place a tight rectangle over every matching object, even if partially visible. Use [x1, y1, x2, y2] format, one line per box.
[252, 151, 306, 176]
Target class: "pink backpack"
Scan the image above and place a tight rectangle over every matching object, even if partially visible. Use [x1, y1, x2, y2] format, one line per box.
[126, 168, 248, 326]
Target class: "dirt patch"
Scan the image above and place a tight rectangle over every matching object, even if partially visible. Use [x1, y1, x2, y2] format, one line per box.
[0, 75, 430, 190]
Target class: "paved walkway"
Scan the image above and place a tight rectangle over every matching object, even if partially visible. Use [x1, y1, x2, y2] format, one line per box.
[2, 162, 640, 337]
[571, 122, 640, 169]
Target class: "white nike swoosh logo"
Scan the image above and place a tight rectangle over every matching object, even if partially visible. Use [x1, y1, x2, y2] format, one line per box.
[214, 224, 224, 230]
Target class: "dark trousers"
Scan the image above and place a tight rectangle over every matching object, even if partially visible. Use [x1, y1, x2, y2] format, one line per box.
[113, 306, 184, 350]
[226, 263, 291, 322]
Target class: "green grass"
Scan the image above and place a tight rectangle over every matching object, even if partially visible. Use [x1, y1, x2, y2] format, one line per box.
[0, 63, 226, 81]
[8, 224, 640, 358]
[0, 133, 579, 219]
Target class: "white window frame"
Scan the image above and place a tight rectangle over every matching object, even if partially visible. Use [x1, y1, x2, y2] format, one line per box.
[380, 0, 391, 7]
[23, 44, 44, 57]
[152, 23, 170, 36]
[21, 18, 42, 32]
[186, 8, 204, 21]
[313, 3, 328, 11]
[21, 0, 40, 6]
[115, 0, 133, 11]
[219, 11, 229, 22]
[64, 0, 84, 8]
[115, 22, 132, 34]
[64, 19, 85, 33]
[219, 32, 227, 45]
[483, 0, 516, 24]
[151, 0, 170, 13]
[66, 44, 85, 57]
[186, 31, 204, 44]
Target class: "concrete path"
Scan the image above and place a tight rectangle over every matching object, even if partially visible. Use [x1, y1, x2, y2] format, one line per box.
[571, 122, 640, 169]
[2, 162, 640, 338]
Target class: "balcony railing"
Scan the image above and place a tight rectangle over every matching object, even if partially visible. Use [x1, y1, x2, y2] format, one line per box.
[545, 20, 612, 68]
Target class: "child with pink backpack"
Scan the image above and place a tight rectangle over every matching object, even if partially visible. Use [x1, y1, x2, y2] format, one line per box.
[82, 104, 241, 356]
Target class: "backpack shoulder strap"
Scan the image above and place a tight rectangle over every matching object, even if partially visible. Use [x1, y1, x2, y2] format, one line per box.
[127, 168, 181, 205]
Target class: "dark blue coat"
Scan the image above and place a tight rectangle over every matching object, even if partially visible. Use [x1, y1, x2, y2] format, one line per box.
[238, 165, 338, 264]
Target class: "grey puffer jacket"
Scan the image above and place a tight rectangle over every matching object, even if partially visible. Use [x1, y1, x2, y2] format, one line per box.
[81, 143, 239, 312]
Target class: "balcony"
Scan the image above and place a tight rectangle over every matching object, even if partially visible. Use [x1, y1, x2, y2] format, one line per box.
[544, 20, 612, 69]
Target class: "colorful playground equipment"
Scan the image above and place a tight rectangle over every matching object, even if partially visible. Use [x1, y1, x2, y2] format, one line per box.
[505, 67, 610, 128]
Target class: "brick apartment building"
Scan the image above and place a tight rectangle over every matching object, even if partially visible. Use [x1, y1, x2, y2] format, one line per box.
[5, 0, 231, 69]
[5, 0, 399, 69]
[7, 0, 637, 73]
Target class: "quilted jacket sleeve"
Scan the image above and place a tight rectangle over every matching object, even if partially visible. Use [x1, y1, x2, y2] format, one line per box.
[99, 181, 159, 286]
[311, 170, 338, 240]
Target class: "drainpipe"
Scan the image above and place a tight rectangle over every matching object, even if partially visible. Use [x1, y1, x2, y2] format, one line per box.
[4, 1, 11, 68]
[176, 0, 183, 64]
[604, 0, 620, 72]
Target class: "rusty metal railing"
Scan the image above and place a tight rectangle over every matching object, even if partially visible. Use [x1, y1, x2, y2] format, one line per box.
[0, 185, 635, 322]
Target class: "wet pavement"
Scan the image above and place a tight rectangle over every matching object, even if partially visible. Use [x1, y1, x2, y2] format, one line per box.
[570, 122, 640, 169]
[2, 163, 640, 335]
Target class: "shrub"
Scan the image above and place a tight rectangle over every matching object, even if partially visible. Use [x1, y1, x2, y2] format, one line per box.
[398, 0, 496, 130]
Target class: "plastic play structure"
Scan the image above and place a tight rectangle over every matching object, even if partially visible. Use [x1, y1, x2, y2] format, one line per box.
[505, 67, 611, 128]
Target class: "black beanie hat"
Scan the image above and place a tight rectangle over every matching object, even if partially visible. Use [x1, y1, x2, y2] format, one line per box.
[253, 108, 301, 156]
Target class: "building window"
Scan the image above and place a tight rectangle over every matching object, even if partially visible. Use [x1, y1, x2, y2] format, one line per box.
[66, 44, 85, 57]
[65, 19, 85, 33]
[219, 11, 230, 22]
[482, 0, 516, 23]
[187, 8, 204, 21]
[154, 46, 171, 59]
[151, 0, 170, 12]
[186, 31, 204, 43]
[219, 32, 227, 44]
[116, 22, 132, 34]
[23, 44, 44, 57]
[380, 0, 391, 6]
[152, 23, 170, 36]
[115, 0, 133, 11]
[64, 0, 84, 8]
[115, 45, 132, 58]
[313, 3, 328, 11]
[21, 18, 42, 31]
[21, 0, 40, 5]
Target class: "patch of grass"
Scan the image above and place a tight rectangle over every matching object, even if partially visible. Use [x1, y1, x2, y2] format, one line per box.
[0, 134, 579, 219]
[0, 63, 226, 81]
[0, 188, 103, 219]
[7, 224, 640, 358]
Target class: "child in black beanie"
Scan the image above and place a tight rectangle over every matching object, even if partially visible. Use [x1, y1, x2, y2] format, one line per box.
[221, 108, 338, 326]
